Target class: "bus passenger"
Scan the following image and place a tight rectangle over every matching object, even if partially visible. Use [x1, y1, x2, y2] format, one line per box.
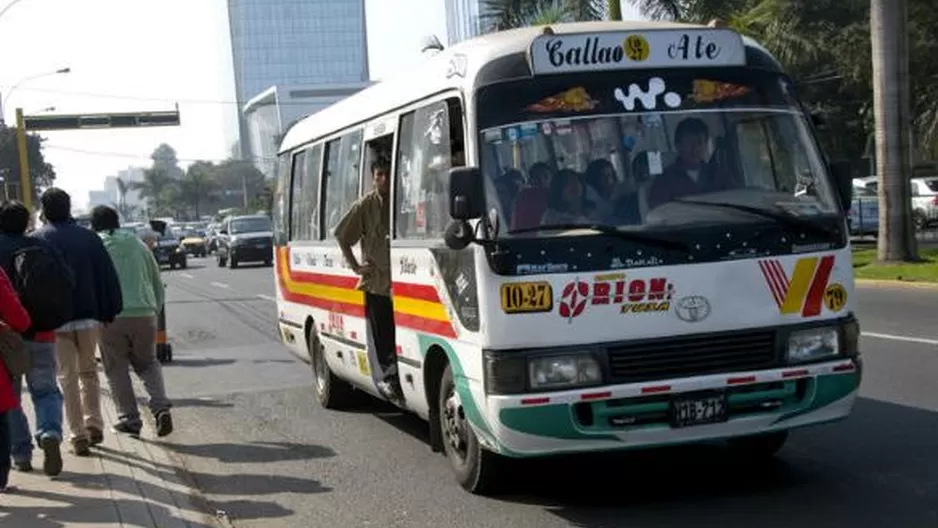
[647, 117, 728, 209]
[541, 169, 595, 225]
[334, 158, 403, 402]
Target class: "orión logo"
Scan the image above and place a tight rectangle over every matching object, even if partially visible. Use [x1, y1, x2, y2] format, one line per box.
[558, 273, 673, 321]
[758, 255, 835, 317]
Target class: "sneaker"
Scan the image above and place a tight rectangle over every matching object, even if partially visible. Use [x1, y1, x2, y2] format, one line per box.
[112, 421, 142, 438]
[87, 427, 104, 446]
[40, 436, 63, 476]
[155, 411, 173, 437]
[13, 459, 32, 472]
[72, 437, 91, 457]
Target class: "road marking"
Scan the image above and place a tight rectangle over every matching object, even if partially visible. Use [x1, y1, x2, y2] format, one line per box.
[862, 332, 938, 346]
[257, 294, 276, 302]
[210, 282, 230, 289]
[180, 273, 194, 279]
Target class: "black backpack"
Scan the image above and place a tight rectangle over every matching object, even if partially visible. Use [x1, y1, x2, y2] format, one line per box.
[11, 243, 74, 333]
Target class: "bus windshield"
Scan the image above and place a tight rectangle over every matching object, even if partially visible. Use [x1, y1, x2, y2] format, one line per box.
[477, 68, 839, 237]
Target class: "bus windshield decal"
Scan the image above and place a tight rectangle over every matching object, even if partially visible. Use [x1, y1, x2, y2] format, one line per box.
[526, 87, 599, 113]
[530, 29, 746, 75]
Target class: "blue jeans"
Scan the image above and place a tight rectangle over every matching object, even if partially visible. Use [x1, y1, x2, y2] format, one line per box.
[9, 341, 64, 462]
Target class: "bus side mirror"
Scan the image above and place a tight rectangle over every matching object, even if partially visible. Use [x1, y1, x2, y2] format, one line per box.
[830, 161, 853, 211]
[448, 166, 484, 221]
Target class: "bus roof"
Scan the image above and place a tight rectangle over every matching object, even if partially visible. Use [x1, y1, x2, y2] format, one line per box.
[279, 20, 780, 154]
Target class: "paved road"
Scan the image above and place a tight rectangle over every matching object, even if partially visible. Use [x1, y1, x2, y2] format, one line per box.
[153, 258, 938, 528]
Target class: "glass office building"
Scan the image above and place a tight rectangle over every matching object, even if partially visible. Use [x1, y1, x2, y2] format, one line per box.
[227, 0, 369, 162]
[445, 0, 484, 44]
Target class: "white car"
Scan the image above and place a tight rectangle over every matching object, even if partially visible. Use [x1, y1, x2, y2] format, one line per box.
[910, 177, 938, 229]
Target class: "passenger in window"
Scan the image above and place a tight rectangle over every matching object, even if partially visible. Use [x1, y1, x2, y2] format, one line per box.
[333, 158, 402, 402]
[495, 169, 525, 212]
[584, 159, 629, 221]
[541, 169, 596, 225]
[528, 162, 554, 188]
[647, 117, 732, 209]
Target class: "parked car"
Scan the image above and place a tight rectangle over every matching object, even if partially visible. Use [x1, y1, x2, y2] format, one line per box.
[848, 185, 879, 236]
[178, 228, 208, 257]
[215, 214, 273, 268]
[910, 177, 938, 230]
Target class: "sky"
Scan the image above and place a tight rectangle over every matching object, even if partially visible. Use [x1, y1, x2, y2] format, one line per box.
[0, 0, 642, 211]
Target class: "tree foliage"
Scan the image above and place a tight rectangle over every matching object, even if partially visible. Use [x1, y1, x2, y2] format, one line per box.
[0, 125, 55, 200]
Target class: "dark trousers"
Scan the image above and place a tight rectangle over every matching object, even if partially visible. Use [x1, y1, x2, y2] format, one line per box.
[365, 293, 396, 377]
[0, 411, 11, 488]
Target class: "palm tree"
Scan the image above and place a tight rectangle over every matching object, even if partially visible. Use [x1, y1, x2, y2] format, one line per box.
[132, 168, 175, 217]
[722, 0, 822, 66]
[180, 161, 218, 219]
[480, 0, 605, 31]
[871, 0, 918, 261]
[607, 0, 622, 20]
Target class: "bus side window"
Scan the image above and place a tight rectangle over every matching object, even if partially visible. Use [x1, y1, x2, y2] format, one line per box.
[395, 97, 462, 240]
[273, 153, 291, 246]
[288, 149, 307, 241]
[303, 144, 324, 240]
[322, 130, 363, 239]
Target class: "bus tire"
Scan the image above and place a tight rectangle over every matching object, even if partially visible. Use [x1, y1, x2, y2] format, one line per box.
[308, 331, 354, 410]
[438, 365, 500, 494]
[727, 431, 789, 458]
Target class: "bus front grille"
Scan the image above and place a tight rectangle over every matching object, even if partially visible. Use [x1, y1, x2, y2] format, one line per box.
[606, 330, 779, 383]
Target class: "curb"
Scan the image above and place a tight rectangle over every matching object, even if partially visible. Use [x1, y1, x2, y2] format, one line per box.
[855, 278, 938, 290]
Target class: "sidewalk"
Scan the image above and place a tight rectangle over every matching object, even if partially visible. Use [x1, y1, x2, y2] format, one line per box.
[0, 377, 226, 527]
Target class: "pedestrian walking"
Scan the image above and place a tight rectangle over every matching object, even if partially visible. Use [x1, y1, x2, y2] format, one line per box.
[91, 206, 173, 438]
[32, 189, 122, 456]
[0, 201, 72, 475]
[0, 264, 33, 491]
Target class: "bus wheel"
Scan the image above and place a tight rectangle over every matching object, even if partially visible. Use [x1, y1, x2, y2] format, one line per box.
[727, 431, 789, 459]
[438, 365, 500, 494]
[308, 331, 354, 409]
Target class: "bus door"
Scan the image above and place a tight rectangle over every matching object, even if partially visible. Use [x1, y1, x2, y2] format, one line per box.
[361, 119, 398, 388]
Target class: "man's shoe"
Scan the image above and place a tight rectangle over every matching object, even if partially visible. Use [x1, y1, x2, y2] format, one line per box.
[72, 437, 91, 457]
[155, 411, 173, 437]
[40, 436, 63, 476]
[377, 378, 404, 403]
[113, 421, 142, 439]
[87, 427, 104, 446]
[13, 458, 32, 472]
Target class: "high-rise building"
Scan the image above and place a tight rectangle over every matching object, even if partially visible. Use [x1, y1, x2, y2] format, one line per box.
[226, 0, 370, 164]
[445, 0, 484, 44]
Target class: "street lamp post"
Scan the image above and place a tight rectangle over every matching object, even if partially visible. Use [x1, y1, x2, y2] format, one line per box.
[0, 67, 70, 124]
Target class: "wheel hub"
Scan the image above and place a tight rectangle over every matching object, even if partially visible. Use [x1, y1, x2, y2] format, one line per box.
[312, 343, 327, 391]
[442, 391, 468, 458]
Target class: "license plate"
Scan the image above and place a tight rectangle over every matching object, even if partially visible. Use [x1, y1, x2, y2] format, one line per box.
[670, 392, 728, 428]
[158, 255, 169, 263]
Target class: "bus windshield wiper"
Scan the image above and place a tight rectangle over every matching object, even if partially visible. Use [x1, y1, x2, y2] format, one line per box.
[508, 223, 688, 251]
[670, 199, 837, 238]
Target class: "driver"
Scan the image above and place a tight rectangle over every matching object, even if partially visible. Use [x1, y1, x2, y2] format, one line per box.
[647, 117, 730, 209]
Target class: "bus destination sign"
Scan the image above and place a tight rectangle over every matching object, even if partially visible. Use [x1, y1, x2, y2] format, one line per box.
[529, 29, 746, 75]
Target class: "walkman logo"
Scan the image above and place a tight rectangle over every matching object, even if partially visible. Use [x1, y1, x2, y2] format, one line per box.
[613, 77, 682, 111]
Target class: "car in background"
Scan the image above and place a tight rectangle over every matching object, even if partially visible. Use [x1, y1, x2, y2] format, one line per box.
[911, 177, 938, 230]
[177, 228, 208, 257]
[215, 214, 273, 268]
[148, 220, 187, 270]
[848, 185, 879, 236]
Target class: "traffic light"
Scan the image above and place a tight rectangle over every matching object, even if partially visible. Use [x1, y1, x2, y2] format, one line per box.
[23, 110, 181, 131]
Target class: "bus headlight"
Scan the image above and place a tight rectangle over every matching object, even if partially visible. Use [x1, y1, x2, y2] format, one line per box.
[787, 326, 840, 363]
[528, 353, 602, 390]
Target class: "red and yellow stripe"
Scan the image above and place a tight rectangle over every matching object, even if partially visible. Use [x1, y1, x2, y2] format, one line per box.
[275, 247, 457, 339]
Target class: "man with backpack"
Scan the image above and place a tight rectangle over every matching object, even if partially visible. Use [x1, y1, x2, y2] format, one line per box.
[0, 200, 73, 476]
[33, 188, 122, 456]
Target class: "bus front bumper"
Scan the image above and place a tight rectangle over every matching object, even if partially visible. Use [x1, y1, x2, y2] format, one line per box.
[476, 357, 861, 458]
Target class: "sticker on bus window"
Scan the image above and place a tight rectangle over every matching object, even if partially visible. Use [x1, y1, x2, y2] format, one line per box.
[506, 127, 520, 142]
[647, 151, 663, 175]
[554, 119, 573, 135]
[484, 129, 503, 143]
[690, 79, 751, 104]
[526, 87, 599, 113]
[520, 123, 539, 138]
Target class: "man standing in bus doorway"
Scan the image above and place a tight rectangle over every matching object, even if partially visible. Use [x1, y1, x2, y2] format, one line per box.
[334, 158, 402, 402]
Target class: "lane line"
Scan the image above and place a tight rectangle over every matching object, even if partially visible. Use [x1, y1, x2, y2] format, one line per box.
[180, 273, 194, 279]
[257, 294, 276, 302]
[210, 281, 230, 289]
[862, 332, 938, 346]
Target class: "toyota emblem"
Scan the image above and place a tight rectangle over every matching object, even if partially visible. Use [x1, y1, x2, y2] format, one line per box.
[675, 295, 711, 323]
